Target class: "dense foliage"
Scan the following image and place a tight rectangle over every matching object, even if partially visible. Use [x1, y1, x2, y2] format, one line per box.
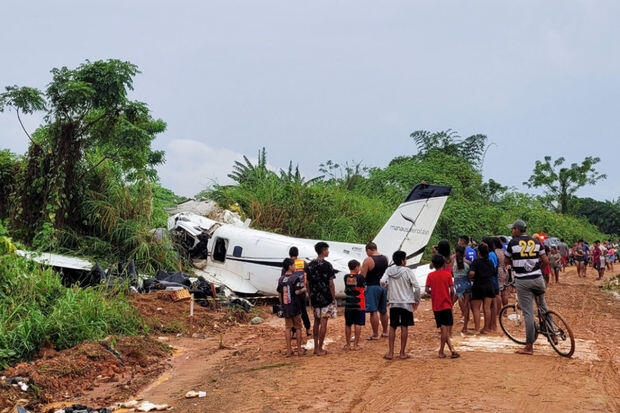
[205, 135, 613, 258]
[0, 250, 145, 368]
[0, 60, 184, 273]
[575, 197, 620, 236]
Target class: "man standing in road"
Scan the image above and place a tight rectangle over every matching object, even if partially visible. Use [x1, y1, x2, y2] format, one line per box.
[306, 242, 336, 355]
[504, 219, 550, 355]
[361, 242, 389, 340]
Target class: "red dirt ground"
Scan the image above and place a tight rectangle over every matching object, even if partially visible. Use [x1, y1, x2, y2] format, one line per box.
[1, 265, 618, 412]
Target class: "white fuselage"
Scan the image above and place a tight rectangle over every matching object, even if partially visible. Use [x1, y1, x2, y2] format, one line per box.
[169, 183, 450, 297]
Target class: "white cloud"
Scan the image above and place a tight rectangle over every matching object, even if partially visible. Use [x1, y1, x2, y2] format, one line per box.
[156, 140, 242, 198]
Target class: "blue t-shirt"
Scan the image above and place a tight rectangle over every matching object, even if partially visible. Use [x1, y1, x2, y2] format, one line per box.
[465, 246, 477, 262]
[489, 251, 498, 268]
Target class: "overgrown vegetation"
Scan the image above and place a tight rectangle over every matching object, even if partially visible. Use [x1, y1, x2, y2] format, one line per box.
[0, 60, 187, 273]
[0, 251, 145, 369]
[205, 135, 614, 257]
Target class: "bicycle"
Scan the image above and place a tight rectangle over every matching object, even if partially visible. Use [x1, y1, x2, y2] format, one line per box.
[498, 279, 575, 357]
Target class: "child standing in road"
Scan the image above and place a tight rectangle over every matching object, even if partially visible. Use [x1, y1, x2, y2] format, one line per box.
[379, 250, 421, 360]
[277, 258, 307, 356]
[549, 245, 562, 284]
[343, 259, 366, 350]
[426, 254, 459, 359]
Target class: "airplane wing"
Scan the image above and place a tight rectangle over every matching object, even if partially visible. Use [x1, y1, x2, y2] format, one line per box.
[16, 250, 93, 271]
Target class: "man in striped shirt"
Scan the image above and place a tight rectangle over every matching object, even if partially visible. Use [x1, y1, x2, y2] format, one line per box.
[504, 219, 550, 355]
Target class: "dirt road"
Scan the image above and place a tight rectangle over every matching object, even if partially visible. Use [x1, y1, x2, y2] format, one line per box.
[135, 266, 619, 412]
[2, 265, 618, 413]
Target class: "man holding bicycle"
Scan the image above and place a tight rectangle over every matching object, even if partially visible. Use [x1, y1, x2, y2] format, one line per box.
[504, 219, 550, 355]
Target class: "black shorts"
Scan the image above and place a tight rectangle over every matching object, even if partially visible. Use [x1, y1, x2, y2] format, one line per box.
[344, 309, 366, 326]
[389, 307, 414, 328]
[471, 280, 496, 300]
[433, 309, 454, 328]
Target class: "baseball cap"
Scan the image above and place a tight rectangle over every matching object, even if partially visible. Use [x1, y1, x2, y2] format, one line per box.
[508, 219, 527, 231]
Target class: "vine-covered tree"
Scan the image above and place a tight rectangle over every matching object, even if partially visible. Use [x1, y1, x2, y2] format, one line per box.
[0, 59, 166, 248]
[523, 156, 606, 215]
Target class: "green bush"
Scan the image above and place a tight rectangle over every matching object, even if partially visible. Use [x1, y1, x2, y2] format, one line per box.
[0, 253, 146, 368]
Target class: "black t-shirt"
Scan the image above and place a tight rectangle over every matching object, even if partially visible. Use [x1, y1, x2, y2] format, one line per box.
[344, 273, 366, 310]
[469, 257, 496, 283]
[277, 273, 304, 317]
[306, 258, 335, 308]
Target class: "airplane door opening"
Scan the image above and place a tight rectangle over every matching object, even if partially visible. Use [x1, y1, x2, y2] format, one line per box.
[212, 237, 228, 262]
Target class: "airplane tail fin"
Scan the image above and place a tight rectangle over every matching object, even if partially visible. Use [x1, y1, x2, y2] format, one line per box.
[372, 183, 451, 266]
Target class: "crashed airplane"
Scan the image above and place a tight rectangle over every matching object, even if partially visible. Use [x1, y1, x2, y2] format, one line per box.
[169, 183, 451, 297]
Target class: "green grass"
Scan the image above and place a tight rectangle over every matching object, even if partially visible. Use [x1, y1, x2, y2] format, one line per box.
[0, 252, 146, 368]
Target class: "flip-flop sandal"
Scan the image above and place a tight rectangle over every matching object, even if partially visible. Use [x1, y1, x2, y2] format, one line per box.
[399, 354, 411, 359]
[438, 354, 447, 359]
[366, 336, 379, 341]
[383, 354, 393, 360]
[515, 349, 533, 355]
[451, 353, 460, 359]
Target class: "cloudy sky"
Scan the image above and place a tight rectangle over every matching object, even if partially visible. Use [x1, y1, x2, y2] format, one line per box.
[1, 1, 618, 202]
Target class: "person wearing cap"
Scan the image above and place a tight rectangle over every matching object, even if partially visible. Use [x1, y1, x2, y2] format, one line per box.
[504, 219, 550, 355]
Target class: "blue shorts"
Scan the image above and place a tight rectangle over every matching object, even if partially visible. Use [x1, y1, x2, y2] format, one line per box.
[491, 275, 499, 295]
[344, 309, 366, 326]
[365, 285, 387, 314]
[454, 278, 472, 298]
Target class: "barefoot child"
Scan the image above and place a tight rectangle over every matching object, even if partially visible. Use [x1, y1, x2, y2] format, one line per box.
[379, 250, 421, 360]
[343, 259, 366, 350]
[425, 254, 459, 359]
[277, 258, 307, 356]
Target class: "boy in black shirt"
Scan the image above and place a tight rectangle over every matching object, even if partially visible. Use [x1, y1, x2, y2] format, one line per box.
[277, 258, 307, 356]
[344, 259, 366, 350]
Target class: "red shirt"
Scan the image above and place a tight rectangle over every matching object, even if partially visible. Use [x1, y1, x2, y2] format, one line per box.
[425, 269, 454, 312]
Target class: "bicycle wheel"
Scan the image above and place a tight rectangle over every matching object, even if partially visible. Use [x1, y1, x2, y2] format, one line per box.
[543, 310, 575, 358]
[499, 304, 527, 344]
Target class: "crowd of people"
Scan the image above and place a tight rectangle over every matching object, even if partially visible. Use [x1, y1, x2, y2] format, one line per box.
[276, 223, 618, 358]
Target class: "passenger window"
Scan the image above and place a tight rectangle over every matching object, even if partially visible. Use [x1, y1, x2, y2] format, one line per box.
[233, 246, 242, 257]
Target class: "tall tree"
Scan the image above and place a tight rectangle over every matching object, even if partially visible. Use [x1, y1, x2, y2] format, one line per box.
[0, 59, 165, 247]
[410, 129, 489, 171]
[318, 159, 367, 190]
[523, 156, 606, 214]
[227, 147, 275, 185]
